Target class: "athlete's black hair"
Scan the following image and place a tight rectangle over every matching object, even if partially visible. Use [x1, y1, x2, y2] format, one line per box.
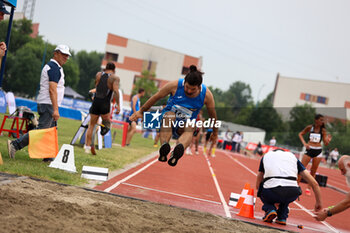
[315, 114, 324, 120]
[105, 62, 116, 71]
[315, 114, 325, 128]
[138, 88, 145, 94]
[184, 65, 203, 86]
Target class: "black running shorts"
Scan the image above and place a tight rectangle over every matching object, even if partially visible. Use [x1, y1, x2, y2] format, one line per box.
[89, 98, 111, 115]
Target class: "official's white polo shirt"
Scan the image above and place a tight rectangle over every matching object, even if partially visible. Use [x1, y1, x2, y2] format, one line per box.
[259, 150, 305, 189]
[37, 59, 65, 106]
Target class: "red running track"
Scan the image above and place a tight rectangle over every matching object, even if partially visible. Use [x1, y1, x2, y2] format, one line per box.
[95, 147, 350, 233]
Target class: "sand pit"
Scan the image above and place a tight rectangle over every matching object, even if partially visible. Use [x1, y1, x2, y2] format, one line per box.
[0, 174, 285, 233]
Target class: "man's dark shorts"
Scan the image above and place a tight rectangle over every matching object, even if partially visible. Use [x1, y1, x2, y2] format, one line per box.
[89, 98, 110, 115]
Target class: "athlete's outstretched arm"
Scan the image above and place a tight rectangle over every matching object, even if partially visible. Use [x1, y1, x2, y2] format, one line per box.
[129, 80, 177, 121]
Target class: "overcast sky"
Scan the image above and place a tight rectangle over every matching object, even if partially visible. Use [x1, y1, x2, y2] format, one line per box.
[12, 0, 350, 102]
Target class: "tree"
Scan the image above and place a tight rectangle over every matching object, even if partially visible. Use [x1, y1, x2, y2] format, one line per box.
[0, 18, 33, 54]
[62, 57, 80, 90]
[131, 70, 158, 105]
[287, 104, 316, 147]
[3, 39, 44, 96]
[73, 50, 104, 98]
[247, 99, 285, 140]
[208, 86, 234, 121]
[223, 81, 253, 110]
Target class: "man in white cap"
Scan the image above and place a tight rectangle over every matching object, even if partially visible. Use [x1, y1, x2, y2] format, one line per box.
[8, 45, 71, 161]
[315, 155, 350, 221]
[0, 1, 10, 57]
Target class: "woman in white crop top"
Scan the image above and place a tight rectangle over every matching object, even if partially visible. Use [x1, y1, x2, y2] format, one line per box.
[298, 114, 332, 195]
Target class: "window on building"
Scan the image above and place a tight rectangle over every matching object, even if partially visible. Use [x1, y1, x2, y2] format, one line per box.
[317, 96, 327, 104]
[305, 94, 310, 101]
[105, 52, 119, 62]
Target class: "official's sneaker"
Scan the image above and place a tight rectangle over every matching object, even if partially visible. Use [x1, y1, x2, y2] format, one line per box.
[275, 219, 287, 225]
[42, 158, 54, 163]
[7, 140, 16, 159]
[262, 210, 277, 223]
[211, 154, 216, 157]
[158, 143, 171, 162]
[153, 144, 158, 148]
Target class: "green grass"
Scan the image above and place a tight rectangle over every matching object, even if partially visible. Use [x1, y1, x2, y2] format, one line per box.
[0, 113, 158, 186]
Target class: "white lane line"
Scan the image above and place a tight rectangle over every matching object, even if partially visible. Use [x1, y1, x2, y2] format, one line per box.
[122, 182, 222, 205]
[292, 201, 339, 233]
[104, 158, 158, 192]
[204, 155, 231, 218]
[225, 153, 339, 233]
[224, 152, 257, 176]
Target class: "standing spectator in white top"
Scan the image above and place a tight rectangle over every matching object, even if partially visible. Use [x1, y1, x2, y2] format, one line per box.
[222, 130, 232, 150]
[269, 136, 276, 146]
[231, 131, 243, 153]
[256, 150, 322, 225]
[330, 148, 340, 168]
[7, 45, 71, 161]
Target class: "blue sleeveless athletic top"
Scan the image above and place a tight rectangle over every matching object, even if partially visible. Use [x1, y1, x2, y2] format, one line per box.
[130, 95, 140, 115]
[163, 79, 207, 120]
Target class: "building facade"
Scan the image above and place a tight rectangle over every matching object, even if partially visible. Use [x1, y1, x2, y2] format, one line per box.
[102, 33, 202, 105]
[273, 74, 350, 120]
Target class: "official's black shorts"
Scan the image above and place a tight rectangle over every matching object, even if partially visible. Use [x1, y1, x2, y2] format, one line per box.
[89, 98, 110, 115]
[305, 148, 322, 158]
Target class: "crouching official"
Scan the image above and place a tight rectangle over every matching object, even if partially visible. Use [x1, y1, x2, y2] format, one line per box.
[256, 150, 322, 225]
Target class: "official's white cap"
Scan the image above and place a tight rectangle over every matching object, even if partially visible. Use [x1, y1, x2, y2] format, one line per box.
[54, 44, 71, 56]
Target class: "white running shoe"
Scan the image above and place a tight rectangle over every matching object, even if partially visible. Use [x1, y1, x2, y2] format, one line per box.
[84, 145, 91, 154]
[186, 148, 192, 155]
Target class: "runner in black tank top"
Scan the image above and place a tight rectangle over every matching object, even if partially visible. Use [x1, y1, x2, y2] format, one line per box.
[298, 114, 332, 195]
[90, 72, 113, 115]
[84, 62, 120, 155]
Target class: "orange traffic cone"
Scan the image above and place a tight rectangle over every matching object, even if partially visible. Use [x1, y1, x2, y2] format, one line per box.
[237, 188, 255, 219]
[235, 183, 250, 209]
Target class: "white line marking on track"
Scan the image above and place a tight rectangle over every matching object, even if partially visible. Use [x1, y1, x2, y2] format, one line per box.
[104, 158, 158, 192]
[204, 155, 232, 218]
[122, 182, 222, 205]
[225, 152, 339, 233]
[292, 201, 339, 233]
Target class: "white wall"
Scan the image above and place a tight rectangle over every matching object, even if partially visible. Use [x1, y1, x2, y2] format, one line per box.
[273, 75, 350, 120]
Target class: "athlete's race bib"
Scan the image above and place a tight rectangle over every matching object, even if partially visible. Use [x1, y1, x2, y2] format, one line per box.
[171, 105, 193, 120]
[309, 133, 321, 143]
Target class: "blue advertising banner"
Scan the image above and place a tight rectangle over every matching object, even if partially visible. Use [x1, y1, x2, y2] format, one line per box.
[61, 97, 91, 113]
[0, 89, 7, 113]
[3, 0, 17, 7]
[15, 97, 82, 120]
